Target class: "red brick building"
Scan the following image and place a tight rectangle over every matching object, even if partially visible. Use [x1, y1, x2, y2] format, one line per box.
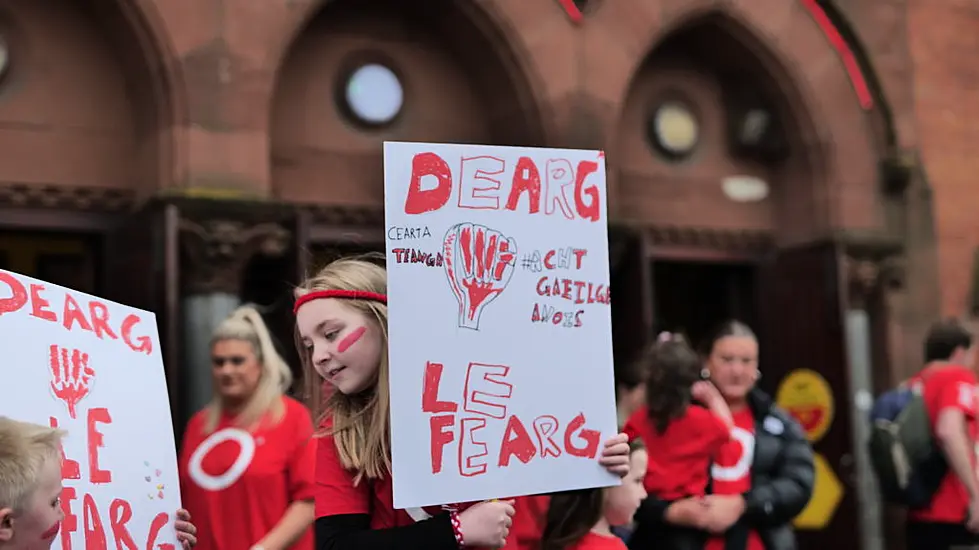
[0, 0, 966, 548]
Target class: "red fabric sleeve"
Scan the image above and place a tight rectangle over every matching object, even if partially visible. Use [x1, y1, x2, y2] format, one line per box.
[933, 370, 978, 419]
[313, 422, 371, 518]
[286, 400, 317, 502]
[622, 408, 645, 443]
[504, 495, 551, 550]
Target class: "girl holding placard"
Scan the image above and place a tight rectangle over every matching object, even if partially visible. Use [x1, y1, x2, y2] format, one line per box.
[293, 255, 632, 550]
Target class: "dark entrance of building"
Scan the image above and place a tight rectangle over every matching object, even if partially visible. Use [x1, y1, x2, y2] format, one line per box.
[650, 260, 759, 350]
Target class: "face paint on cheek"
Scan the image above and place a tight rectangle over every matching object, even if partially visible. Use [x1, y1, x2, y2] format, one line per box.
[40, 522, 60, 540]
[337, 326, 367, 354]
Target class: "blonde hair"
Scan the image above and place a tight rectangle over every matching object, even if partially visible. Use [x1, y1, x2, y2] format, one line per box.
[205, 305, 294, 433]
[296, 254, 390, 483]
[0, 417, 64, 511]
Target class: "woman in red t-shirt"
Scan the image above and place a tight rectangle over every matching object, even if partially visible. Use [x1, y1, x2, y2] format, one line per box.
[622, 333, 732, 549]
[293, 255, 632, 550]
[179, 306, 316, 550]
[538, 439, 648, 550]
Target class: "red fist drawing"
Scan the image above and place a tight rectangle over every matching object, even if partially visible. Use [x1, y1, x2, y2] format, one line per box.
[443, 223, 517, 330]
[48, 345, 95, 419]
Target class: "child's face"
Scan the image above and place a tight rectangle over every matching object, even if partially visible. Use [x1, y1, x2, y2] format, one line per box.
[0, 456, 64, 548]
[604, 449, 647, 526]
[297, 298, 384, 395]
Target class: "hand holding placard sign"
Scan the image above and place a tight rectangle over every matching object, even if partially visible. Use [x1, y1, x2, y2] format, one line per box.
[384, 142, 619, 509]
[0, 270, 182, 549]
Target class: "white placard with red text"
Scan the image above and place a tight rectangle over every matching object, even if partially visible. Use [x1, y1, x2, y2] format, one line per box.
[0, 270, 181, 549]
[383, 141, 618, 509]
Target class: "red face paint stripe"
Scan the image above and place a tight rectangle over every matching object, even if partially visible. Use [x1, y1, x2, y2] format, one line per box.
[557, 0, 584, 24]
[337, 326, 367, 354]
[41, 522, 60, 540]
[799, 0, 874, 110]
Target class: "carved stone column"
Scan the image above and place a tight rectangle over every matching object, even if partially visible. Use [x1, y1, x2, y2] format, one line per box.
[178, 218, 290, 422]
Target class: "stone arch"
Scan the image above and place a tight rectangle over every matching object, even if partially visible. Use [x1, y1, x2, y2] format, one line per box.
[0, 0, 184, 198]
[269, 0, 546, 207]
[608, 1, 881, 244]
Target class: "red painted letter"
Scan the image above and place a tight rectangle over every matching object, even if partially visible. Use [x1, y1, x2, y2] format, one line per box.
[0, 272, 27, 317]
[498, 416, 537, 467]
[459, 418, 488, 477]
[505, 156, 541, 213]
[121, 315, 153, 355]
[574, 160, 601, 222]
[564, 413, 601, 458]
[422, 362, 457, 413]
[89, 302, 118, 340]
[49, 416, 80, 479]
[87, 408, 112, 483]
[429, 414, 455, 474]
[404, 152, 453, 214]
[463, 363, 513, 419]
[146, 512, 175, 550]
[60, 487, 78, 550]
[533, 415, 562, 459]
[29, 284, 56, 321]
[82, 493, 108, 550]
[109, 499, 138, 549]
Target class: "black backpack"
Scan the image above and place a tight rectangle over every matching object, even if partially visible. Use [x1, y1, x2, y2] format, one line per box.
[867, 381, 947, 508]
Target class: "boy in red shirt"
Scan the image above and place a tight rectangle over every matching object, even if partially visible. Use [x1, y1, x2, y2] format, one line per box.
[906, 319, 979, 550]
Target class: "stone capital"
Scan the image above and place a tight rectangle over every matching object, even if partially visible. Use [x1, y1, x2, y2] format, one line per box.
[179, 218, 290, 295]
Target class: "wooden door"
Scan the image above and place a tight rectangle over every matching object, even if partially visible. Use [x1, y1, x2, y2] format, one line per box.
[239, 212, 310, 398]
[609, 227, 652, 377]
[760, 241, 859, 550]
[102, 202, 181, 432]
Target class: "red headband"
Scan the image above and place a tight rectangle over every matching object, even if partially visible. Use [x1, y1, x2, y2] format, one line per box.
[293, 290, 387, 314]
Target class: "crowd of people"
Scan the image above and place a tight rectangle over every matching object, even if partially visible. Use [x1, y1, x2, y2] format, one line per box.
[2, 253, 979, 550]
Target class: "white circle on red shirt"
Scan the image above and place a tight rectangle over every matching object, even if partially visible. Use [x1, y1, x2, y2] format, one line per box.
[187, 427, 256, 491]
[711, 426, 755, 482]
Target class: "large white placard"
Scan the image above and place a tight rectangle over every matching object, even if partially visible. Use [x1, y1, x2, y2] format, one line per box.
[384, 141, 619, 509]
[0, 270, 181, 549]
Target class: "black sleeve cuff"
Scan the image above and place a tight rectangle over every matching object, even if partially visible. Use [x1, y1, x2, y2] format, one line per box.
[315, 513, 458, 550]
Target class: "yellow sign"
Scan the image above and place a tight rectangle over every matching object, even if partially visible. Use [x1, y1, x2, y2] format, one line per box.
[794, 453, 843, 530]
[776, 369, 834, 443]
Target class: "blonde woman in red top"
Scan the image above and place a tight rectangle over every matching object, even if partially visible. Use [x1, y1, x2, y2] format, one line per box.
[180, 306, 316, 550]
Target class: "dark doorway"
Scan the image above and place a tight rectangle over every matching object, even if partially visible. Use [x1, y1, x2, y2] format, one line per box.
[651, 260, 759, 350]
[0, 230, 101, 295]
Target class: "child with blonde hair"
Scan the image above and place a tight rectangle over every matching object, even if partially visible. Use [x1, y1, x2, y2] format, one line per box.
[294, 254, 632, 550]
[0, 417, 197, 549]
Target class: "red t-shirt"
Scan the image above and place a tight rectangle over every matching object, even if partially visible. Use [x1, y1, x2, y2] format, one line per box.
[504, 495, 551, 550]
[908, 364, 979, 524]
[567, 531, 628, 550]
[179, 397, 316, 550]
[623, 405, 730, 499]
[705, 408, 764, 550]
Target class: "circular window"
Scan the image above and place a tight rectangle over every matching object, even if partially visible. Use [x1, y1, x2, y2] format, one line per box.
[648, 101, 699, 160]
[342, 63, 404, 127]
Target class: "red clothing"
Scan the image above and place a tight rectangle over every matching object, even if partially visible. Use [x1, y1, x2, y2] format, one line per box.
[624, 405, 730, 499]
[504, 495, 551, 550]
[179, 397, 316, 550]
[705, 408, 764, 550]
[908, 364, 979, 524]
[567, 531, 628, 550]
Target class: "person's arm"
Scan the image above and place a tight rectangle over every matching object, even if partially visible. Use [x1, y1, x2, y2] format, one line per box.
[257, 404, 318, 550]
[258, 502, 314, 550]
[315, 513, 458, 550]
[935, 407, 979, 500]
[741, 411, 814, 527]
